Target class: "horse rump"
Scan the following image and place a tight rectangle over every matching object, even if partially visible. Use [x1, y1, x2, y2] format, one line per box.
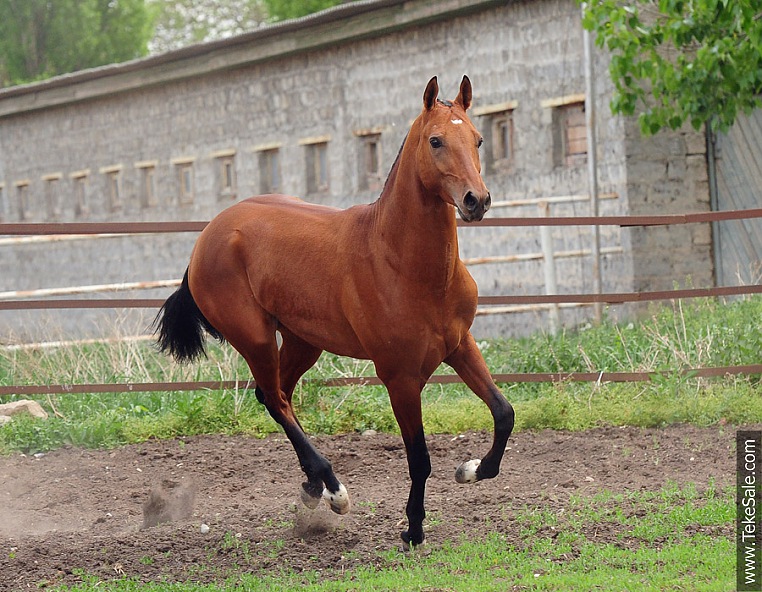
[153, 268, 223, 363]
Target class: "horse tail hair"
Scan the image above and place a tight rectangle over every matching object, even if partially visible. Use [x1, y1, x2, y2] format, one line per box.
[153, 268, 224, 363]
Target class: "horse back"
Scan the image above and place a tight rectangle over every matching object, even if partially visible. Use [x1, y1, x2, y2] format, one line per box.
[189, 194, 375, 356]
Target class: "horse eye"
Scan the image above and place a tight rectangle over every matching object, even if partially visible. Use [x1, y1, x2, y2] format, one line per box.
[477, 137, 484, 149]
[429, 137, 443, 149]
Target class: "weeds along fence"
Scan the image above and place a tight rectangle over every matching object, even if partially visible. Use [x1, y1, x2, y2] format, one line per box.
[1, 208, 762, 397]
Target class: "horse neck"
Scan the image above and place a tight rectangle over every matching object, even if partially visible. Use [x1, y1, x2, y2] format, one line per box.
[371, 139, 460, 280]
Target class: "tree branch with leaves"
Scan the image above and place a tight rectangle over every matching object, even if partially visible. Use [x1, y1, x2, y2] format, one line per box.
[580, 0, 762, 135]
[0, 0, 154, 87]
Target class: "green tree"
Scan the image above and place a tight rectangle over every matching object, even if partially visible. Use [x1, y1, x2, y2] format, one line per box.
[148, 0, 344, 54]
[0, 0, 155, 87]
[262, 0, 343, 22]
[149, 0, 266, 54]
[580, 0, 762, 135]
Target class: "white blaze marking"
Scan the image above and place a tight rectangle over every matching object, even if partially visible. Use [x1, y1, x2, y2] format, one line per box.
[451, 119, 463, 125]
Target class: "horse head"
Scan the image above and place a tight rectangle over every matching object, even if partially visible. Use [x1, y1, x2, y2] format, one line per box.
[415, 75, 491, 222]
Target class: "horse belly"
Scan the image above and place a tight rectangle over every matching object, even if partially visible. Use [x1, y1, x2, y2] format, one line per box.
[282, 314, 369, 360]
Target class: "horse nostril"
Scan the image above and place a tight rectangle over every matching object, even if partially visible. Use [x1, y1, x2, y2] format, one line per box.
[485, 193, 492, 210]
[463, 192, 478, 212]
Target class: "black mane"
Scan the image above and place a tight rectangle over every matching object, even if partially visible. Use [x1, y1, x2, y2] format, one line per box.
[379, 132, 408, 196]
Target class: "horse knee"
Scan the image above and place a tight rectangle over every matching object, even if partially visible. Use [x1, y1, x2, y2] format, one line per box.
[414, 454, 432, 482]
[406, 434, 432, 482]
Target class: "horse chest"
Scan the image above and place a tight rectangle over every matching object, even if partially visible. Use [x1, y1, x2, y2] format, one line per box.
[385, 270, 474, 348]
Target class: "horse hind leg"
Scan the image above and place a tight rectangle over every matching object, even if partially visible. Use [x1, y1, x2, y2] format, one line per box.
[253, 381, 350, 515]
[276, 328, 350, 514]
[188, 251, 348, 513]
[226, 314, 350, 514]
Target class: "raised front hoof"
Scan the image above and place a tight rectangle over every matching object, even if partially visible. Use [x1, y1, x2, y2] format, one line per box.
[401, 529, 425, 552]
[323, 483, 351, 515]
[455, 459, 481, 484]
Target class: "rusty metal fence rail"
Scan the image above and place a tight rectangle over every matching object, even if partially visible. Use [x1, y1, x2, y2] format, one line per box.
[2, 207, 761, 235]
[1, 208, 761, 395]
[1, 364, 762, 398]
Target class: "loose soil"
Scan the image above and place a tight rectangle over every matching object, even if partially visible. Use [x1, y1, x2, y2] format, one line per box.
[0, 425, 739, 589]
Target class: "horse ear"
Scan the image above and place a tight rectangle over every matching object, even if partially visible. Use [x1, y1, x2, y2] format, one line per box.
[423, 76, 438, 111]
[455, 75, 472, 111]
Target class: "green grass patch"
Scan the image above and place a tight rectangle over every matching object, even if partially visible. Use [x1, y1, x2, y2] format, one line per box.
[1, 296, 761, 453]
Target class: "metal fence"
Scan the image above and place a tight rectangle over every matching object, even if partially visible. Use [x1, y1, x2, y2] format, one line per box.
[2, 208, 762, 396]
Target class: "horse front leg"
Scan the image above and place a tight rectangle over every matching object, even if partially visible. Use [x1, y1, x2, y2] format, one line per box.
[383, 376, 431, 549]
[445, 333, 515, 483]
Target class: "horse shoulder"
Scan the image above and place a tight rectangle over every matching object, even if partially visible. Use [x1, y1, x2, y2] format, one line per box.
[444, 262, 479, 333]
[451, 260, 478, 302]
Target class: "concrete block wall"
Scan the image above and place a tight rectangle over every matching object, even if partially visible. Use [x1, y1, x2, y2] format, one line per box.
[0, 0, 712, 342]
[623, 117, 713, 292]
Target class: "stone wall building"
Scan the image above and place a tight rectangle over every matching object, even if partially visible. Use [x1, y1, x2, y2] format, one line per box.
[0, 0, 713, 342]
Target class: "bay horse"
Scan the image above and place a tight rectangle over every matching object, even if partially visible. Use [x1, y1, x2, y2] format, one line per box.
[155, 76, 514, 548]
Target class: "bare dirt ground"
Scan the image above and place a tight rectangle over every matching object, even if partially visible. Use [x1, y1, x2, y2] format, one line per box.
[0, 424, 739, 589]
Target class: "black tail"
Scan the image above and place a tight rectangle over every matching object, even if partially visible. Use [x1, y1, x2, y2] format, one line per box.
[153, 269, 224, 363]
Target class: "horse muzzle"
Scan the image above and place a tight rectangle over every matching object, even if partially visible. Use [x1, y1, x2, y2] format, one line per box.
[457, 191, 491, 222]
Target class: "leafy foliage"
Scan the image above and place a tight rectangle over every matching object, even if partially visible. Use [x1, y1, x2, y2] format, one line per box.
[0, 0, 155, 86]
[579, 0, 762, 135]
[0, 0, 354, 84]
[149, 0, 267, 53]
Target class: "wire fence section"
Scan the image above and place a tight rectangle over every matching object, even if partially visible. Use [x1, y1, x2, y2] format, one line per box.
[1, 208, 761, 395]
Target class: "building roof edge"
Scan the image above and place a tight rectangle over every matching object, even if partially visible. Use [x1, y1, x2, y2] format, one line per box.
[0, 0, 506, 118]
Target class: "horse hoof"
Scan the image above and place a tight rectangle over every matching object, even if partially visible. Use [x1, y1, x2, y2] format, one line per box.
[322, 483, 350, 515]
[300, 486, 322, 510]
[401, 530, 425, 552]
[455, 459, 481, 484]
